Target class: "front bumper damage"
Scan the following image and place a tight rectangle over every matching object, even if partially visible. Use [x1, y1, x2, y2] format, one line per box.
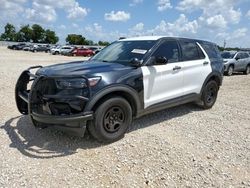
[15, 66, 93, 137]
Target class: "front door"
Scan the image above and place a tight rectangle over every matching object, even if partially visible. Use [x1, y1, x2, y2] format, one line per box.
[141, 40, 184, 108]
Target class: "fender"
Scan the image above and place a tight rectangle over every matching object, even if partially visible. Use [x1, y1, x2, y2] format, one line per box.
[200, 71, 223, 93]
[84, 84, 143, 116]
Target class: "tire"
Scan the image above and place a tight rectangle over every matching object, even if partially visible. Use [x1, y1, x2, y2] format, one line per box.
[200, 80, 218, 109]
[55, 51, 59, 55]
[226, 65, 234, 76]
[244, 65, 250, 75]
[87, 97, 132, 143]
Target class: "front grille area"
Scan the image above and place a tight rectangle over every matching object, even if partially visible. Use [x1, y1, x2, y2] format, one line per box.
[30, 77, 89, 116]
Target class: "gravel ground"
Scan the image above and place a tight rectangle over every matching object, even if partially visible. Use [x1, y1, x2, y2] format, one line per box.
[0, 46, 249, 187]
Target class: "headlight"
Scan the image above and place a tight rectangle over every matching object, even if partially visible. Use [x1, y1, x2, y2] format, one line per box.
[56, 78, 87, 89]
[88, 77, 101, 87]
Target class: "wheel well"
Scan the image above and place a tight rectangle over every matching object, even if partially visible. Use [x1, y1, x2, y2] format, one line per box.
[91, 91, 137, 117]
[207, 75, 221, 86]
[229, 64, 234, 68]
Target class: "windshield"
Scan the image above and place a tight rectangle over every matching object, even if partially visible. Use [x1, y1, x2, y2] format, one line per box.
[221, 52, 236, 59]
[91, 40, 157, 64]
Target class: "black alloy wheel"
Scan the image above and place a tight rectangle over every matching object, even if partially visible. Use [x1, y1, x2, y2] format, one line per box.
[87, 97, 132, 143]
[103, 106, 125, 133]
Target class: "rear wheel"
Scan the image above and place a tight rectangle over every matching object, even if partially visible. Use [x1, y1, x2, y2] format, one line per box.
[200, 80, 218, 109]
[87, 97, 132, 143]
[227, 65, 234, 76]
[244, 65, 250, 75]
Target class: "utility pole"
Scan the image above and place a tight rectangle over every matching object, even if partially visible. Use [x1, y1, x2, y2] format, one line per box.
[223, 39, 226, 50]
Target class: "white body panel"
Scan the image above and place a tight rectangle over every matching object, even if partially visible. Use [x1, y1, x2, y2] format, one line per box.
[141, 43, 212, 109]
[141, 62, 184, 108]
[182, 43, 212, 95]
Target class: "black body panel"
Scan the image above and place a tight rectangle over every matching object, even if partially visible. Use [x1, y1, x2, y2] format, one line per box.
[36, 60, 144, 112]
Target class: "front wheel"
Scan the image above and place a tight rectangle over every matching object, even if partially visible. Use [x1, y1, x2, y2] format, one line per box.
[226, 65, 234, 76]
[87, 97, 132, 143]
[200, 80, 218, 109]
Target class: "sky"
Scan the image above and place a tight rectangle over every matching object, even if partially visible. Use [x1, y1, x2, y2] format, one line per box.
[0, 0, 250, 47]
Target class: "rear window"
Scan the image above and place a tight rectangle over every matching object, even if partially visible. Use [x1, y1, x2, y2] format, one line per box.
[200, 42, 222, 59]
[180, 41, 205, 61]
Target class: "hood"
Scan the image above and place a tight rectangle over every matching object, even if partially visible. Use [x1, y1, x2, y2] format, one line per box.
[36, 60, 133, 77]
[223, 58, 233, 63]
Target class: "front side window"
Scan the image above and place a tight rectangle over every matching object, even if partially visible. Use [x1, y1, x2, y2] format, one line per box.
[91, 40, 157, 65]
[235, 53, 242, 59]
[180, 41, 205, 61]
[151, 40, 180, 63]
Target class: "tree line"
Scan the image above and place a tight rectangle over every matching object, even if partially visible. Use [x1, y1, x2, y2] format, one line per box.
[0, 23, 110, 46]
[66, 34, 110, 46]
[0, 23, 59, 44]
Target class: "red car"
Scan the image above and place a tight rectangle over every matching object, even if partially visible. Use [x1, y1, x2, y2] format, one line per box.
[71, 48, 94, 56]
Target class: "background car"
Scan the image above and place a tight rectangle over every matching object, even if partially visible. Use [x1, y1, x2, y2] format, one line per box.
[221, 51, 250, 75]
[50, 45, 61, 55]
[60, 46, 76, 56]
[22, 44, 32, 51]
[30, 44, 51, 53]
[89, 47, 102, 54]
[50, 46, 74, 55]
[8, 43, 26, 50]
[71, 47, 94, 56]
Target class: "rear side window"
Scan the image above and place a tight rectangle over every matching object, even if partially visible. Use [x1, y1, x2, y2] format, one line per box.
[200, 42, 221, 59]
[242, 53, 249, 58]
[180, 41, 205, 61]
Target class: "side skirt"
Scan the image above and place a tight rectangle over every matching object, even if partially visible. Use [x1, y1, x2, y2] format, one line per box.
[136, 93, 200, 118]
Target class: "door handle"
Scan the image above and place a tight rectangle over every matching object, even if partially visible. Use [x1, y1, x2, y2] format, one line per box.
[173, 66, 181, 71]
[203, 61, 209, 65]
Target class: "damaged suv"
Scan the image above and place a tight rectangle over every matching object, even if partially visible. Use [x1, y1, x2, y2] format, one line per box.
[15, 36, 223, 142]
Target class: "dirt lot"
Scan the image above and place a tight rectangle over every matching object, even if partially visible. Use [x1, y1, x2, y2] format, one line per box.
[0, 46, 249, 187]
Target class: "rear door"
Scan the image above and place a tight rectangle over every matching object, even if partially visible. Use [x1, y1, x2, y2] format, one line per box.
[142, 39, 184, 108]
[241, 53, 250, 71]
[180, 40, 212, 95]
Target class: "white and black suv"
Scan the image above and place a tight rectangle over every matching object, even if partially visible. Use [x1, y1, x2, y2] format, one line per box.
[15, 36, 224, 142]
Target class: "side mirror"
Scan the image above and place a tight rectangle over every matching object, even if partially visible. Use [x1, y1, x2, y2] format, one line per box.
[130, 58, 142, 67]
[155, 56, 168, 65]
[235, 56, 240, 60]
